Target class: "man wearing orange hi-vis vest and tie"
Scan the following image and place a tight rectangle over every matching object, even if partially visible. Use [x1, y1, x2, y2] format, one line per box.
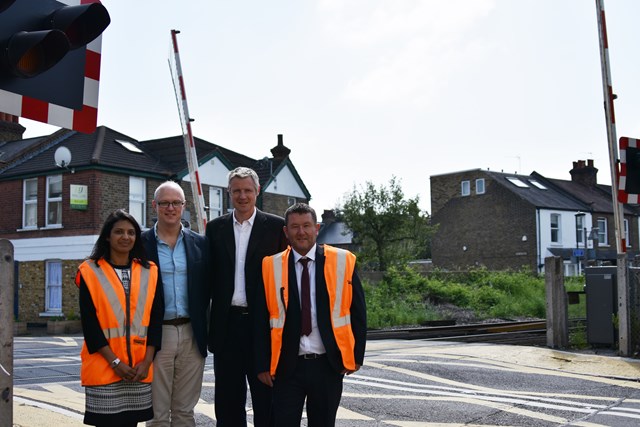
[254, 203, 367, 427]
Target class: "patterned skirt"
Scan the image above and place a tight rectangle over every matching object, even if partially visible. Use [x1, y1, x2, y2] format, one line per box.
[84, 381, 153, 425]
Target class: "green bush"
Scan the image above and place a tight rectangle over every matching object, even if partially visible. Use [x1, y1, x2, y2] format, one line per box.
[364, 266, 568, 329]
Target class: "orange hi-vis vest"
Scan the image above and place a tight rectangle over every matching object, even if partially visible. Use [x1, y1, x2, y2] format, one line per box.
[76, 258, 158, 386]
[262, 244, 357, 376]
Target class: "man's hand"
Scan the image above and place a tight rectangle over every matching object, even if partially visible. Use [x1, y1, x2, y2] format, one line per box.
[257, 371, 275, 387]
[342, 364, 361, 375]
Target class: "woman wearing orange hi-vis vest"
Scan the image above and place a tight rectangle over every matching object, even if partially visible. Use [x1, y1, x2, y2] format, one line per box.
[76, 209, 164, 427]
[254, 203, 367, 427]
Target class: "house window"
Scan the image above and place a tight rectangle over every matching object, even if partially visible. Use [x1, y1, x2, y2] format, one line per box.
[209, 187, 223, 220]
[129, 177, 146, 227]
[23, 178, 38, 228]
[550, 213, 561, 243]
[597, 218, 608, 245]
[461, 180, 470, 196]
[475, 179, 485, 195]
[575, 214, 584, 245]
[624, 219, 630, 247]
[45, 260, 62, 313]
[288, 197, 297, 206]
[46, 175, 62, 227]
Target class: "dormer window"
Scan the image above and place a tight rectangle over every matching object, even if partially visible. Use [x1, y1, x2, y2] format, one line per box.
[461, 180, 470, 196]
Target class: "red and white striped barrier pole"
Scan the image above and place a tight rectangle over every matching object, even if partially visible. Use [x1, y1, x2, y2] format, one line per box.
[595, 0, 625, 253]
[169, 29, 207, 234]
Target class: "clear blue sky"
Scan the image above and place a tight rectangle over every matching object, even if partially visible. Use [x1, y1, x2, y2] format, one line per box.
[21, 0, 640, 216]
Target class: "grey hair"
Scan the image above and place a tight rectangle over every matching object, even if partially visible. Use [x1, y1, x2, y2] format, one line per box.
[227, 167, 260, 192]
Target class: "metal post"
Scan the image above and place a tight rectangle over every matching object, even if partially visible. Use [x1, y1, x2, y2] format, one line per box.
[0, 239, 14, 427]
[617, 254, 630, 355]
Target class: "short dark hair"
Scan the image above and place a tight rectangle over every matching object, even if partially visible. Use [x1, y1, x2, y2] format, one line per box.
[284, 203, 317, 225]
[89, 209, 149, 267]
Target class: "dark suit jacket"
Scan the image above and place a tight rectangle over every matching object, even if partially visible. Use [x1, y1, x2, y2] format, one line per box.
[254, 244, 367, 378]
[141, 227, 211, 358]
[206, 209, 287, 354]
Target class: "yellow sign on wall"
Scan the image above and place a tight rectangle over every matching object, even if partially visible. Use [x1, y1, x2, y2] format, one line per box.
[70, 185, 88, 210]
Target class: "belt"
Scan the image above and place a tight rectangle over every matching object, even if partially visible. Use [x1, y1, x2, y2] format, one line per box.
[229, 306, 249, 315]
[299, 353, 325, 360]
[163, 317, 190, 326]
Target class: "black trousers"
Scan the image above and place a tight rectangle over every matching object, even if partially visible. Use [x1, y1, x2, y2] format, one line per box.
[214, 310, 274, 427]
[272, 356, 344, 427]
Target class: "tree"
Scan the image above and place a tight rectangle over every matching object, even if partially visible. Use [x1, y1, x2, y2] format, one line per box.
[339, 177, 434, 271]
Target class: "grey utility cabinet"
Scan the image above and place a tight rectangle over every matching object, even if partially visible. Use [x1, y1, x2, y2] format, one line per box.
[584, 266, 618, 345]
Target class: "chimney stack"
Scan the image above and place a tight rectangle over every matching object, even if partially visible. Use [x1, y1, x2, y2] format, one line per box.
[0, 113, 25, 142]
[321, 209, 336, 225]
[570, 159, 598, 187]
[270, 134, 291, 160]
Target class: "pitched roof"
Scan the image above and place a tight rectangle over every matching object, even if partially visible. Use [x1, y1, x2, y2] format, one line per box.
[0, 127, 310, 201]
[480, 168, 639, 216]
[0, 126, 174, 179]
[317, 221, 353, 245]
[484, 170, 589, 211]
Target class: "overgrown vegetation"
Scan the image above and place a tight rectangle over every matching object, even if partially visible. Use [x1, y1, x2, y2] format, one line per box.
[365, 266, 586, 330]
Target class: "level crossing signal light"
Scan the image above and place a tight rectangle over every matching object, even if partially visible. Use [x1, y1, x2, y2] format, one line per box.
[0, 0, 110, 109]
[618, 137, 640, 204]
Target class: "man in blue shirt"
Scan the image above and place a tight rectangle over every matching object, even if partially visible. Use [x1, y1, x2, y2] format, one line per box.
[142, 181, 210, 426]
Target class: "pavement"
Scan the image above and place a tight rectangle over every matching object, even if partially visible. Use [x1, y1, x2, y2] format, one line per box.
[10, 342, 640, 427]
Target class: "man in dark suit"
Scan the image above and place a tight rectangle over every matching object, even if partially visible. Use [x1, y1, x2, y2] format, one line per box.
[254, 203, 367, 427]
[142, 180, 211, 426]
[206, 167, 288, 427]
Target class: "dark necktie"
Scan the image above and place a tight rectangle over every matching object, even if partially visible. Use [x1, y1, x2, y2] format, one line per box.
[299, 257, 312, 336]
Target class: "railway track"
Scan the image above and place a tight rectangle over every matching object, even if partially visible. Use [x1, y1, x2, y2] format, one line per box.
[367, 319, 585, 346]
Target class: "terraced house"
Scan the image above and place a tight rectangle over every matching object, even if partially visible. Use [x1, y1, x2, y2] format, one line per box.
[0, 116, 310, 324]
[430, 159, 640, 275]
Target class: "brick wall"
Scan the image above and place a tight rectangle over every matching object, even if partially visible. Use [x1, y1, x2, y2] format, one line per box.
[17, 259, 80, 323]
[431, 171, 538, 272]
[262, 194, 308, 218]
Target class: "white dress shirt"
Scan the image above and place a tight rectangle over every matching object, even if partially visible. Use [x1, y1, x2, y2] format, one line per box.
[231, 208, 256, 307]
[292, 245, 326, 356]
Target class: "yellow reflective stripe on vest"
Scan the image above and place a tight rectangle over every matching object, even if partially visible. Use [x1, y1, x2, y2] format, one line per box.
[85, 262, 150, 339]
[269, 251, 287, 329]
[85, 262, 126, 339]
[131, 266, 150, 338]
[328, 247, 351, 328]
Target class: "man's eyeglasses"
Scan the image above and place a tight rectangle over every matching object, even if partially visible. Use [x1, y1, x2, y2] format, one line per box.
[157, 200, 185, 208]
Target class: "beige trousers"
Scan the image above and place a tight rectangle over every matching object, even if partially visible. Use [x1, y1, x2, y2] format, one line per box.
[146, 323, 206, 427]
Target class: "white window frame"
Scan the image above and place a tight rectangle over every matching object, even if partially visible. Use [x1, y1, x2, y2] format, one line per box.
[46, 175, 62, 227]
[624, 219, 630, 248]
[475, 178, 485, 195]
[550, 213, 561, 243]
[209, 187, 223, 220]
[288, 197, 297, 206]
[129, 176, 146, 227]
[45, 260, 63, 314]
[23, 178, 38, 229]
[597, 217, 608, 246]
[575, 214, 585, 245]
[461, 180, 470, 196]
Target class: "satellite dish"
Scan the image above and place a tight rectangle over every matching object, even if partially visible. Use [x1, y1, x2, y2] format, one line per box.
[54, 146, 72, 168]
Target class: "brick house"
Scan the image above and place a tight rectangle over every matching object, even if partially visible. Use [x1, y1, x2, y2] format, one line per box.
[430, 160, 640, 275]
[0, 122, 310, 324]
